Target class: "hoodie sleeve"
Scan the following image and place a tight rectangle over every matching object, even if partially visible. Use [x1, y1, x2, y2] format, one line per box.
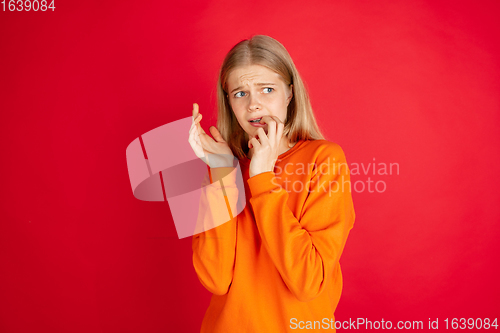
[192, 166, 238, 295]
[247, 143, 355, 302]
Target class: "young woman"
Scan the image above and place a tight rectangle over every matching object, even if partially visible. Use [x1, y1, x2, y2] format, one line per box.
[188, 35, 355, 332]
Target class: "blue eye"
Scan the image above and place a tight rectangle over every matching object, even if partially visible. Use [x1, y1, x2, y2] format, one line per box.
[234, 91, 246, 98]
[263, 87, 274, 93]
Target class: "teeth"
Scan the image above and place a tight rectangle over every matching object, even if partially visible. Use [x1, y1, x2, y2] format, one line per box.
[250, 118, 262, 123]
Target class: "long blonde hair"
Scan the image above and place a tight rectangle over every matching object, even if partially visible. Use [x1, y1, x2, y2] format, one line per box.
[216, 35, 325, 159]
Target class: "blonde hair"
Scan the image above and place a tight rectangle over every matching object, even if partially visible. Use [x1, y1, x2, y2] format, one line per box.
[216, 35, 325, 159]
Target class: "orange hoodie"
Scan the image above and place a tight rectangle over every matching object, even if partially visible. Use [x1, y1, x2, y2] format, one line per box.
[192, 139, 355, 332]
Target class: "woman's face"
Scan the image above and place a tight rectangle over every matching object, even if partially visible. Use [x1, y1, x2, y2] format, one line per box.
[226, 64, 293, 137]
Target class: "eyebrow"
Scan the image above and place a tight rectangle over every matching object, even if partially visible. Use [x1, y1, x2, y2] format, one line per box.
[230, 83, 277, 94]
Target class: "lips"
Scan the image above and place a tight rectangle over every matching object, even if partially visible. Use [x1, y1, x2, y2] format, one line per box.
[249, 117, 263, 123]
[249, 121, 266, 129]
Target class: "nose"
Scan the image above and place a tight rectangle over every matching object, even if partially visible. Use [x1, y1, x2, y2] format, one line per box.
[248, 92, 262, 112]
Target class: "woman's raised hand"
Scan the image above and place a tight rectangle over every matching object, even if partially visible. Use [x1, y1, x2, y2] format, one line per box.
[188, 103, 235, 168]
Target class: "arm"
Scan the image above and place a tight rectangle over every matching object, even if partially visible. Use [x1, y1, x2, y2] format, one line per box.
[247, 144, 355, 302]
[192, 166, 239, 295]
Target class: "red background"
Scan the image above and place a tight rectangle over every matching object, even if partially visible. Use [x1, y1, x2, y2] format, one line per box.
[1, 1, 499, 332]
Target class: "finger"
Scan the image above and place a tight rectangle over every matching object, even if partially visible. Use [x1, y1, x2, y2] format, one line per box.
[189, 117, 202, 136]
[194, 128, 203, 143]
[192, 103, 199, 120]
[194, 126, 204, 145]
[209, 126, 226, 143]
[189, 123, 199, 143]
[266, 114, 283, 126]
[194, 113, 206, 134]
[197, 123, 207, 136]
[270, 115, 284, 145]
[194, 113, 202, 124]
[256, 127, 269, 145]
[191, 109, 207, 138]
[188, 128, 206, 160]
[276, 120, 284, 144]
[260, 115, 281, 142]
[198, 128, 218, 150]
[189, 120, 199, 136]
[261, 115, 277, 143]
[258, 114, 282, 125]
[189, 125, 200, 149]
[248, 137, 261, 150]
[190, 122, 202, 145]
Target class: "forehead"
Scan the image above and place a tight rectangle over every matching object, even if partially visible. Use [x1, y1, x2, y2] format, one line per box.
[227, 64, 283, 87]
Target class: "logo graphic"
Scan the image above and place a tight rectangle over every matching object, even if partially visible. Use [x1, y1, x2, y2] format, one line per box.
[126, 117, 246, 239]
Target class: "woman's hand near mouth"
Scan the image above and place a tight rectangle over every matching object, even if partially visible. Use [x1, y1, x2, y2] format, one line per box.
[188, 103, 235, 168]
[248, 115, 284, 178]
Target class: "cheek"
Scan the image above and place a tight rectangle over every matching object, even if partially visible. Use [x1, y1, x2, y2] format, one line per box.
[230, 99, 244, 112]
[272, 92, 287, 105]
[231, 106, 246, 123]
[268, 95, 288, 116]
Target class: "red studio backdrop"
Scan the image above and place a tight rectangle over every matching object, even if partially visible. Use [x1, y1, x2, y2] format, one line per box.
[1, 1, 499, 332]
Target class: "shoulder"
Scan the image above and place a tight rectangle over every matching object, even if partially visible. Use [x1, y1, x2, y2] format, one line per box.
[301, 139, 348, 163]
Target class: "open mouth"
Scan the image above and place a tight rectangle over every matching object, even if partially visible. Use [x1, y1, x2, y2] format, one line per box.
[249, 118, 262, 123]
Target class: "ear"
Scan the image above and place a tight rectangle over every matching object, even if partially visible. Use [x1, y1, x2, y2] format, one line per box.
[287, 84, 294, 106]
